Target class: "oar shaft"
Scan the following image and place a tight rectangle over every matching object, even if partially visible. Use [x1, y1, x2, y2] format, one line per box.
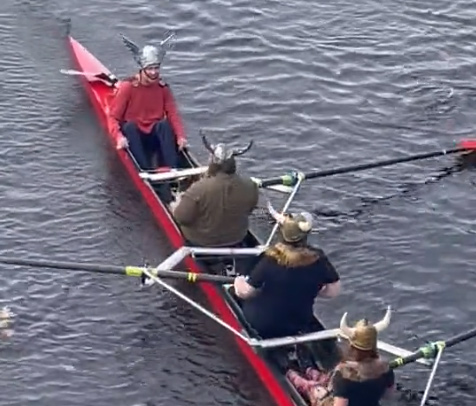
[0, 257, 234, 284]
[60, 69, 118, 85]
[390, 327, 476, 369]
[0, 257, 122, 274]
[260, 147, 463, 187]
[446, 327, 476, 347]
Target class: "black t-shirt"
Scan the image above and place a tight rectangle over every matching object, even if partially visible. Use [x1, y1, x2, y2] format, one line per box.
[242, 248, 340, 339]
[332, 368, 395, 406]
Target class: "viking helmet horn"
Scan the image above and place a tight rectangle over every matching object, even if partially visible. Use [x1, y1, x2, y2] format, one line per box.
[200, 132, 215, 154]
[267, 200, 286, 224]
[339, 312, 354, 338]
[373, 306, 392, 332]
[120, 34, 141, 65]
[157, 30, 176, 64]
[232, 141, 254, 157]
[340, 306, 392, 338]
[160, 31, 176, 47]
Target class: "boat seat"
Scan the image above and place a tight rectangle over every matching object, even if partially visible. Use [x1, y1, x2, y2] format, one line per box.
[195, 256, 236, 276]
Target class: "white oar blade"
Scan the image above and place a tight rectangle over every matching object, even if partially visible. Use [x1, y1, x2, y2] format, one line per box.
[139, 166, 208, 182]
[60, 69, 100, 76]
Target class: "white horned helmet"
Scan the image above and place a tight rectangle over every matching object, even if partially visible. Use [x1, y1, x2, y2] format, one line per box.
[201, 132, 254, 165]
[121, 31, 176, 69]
[339, 306, 392, 351]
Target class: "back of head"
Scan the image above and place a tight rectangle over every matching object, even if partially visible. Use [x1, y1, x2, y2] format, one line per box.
[200, 132, 253, 177]
[267, 201, 314, 244]
[207, 156, 237, 176]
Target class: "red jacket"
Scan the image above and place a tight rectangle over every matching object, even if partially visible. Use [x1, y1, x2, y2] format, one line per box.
[109, 76, 186, 143]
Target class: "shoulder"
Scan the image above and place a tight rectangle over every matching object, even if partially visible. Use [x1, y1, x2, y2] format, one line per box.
[125, 74, 142, 86]
[243, 175, 258, 186]
[258, 251, 278, 266]
[334, 361, 359, 379]
[183, 177, 209, 199]
[158, 78, 169, 88]
[308, 246, 331, 262]
[115, 76, 138, 92]
[115, 79, 133, 91]
[239, 176, 259, 191]
[247, 254, 277, 285]
[263, 244, 293, 267]
[251, 253, 279, 276]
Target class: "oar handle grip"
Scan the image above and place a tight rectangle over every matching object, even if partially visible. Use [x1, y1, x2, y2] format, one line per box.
[390, 327, 476, 369]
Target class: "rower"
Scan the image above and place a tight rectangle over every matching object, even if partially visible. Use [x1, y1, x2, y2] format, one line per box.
[109, 33, 186, 171]
[233, 205, 341, 339]
[286, 307, 395, 406]
[172, 134, 258, 249]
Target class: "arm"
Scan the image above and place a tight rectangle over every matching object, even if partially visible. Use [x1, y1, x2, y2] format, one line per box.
[317, 251, 341, 298]
[234, 256, 269, 299]
[234, 276, 257, 299]
[173, 185, 200, 226]
[333, 398, 348, 406]
[382, 368, 395, 399]
[248, 182, 259, 213]
[163, 86, 186, 144]
[319, 280, 341, 298]
[109, 81, 132, 142]
[331, 371, 349, 406]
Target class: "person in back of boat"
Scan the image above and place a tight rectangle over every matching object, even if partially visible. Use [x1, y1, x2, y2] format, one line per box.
[286, 307, 395, 406]
[109, 33, 186, 171]
[172, 134, 258, 247]
[233, 205, 341, 339]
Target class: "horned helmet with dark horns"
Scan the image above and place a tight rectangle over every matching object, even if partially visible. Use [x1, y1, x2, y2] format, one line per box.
[201, 132, 253, 165]
[339, 306, 392, 351]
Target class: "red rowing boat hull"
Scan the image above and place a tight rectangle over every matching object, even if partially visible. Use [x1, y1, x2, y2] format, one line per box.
[66, 35, 295, 406]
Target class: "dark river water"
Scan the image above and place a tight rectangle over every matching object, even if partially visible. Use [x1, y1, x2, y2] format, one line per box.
[1, 0, 476, 405]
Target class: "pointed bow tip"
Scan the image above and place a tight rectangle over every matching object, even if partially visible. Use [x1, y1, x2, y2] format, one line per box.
[63, 17, 72, 36]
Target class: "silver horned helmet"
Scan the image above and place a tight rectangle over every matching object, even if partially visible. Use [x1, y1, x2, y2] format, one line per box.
[120, 31, 176, 69]
[201, 132, 253, 164]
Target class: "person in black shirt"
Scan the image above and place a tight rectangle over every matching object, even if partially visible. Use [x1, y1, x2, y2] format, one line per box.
[286, 307, 395, 406]
[233, 205, 341, 339]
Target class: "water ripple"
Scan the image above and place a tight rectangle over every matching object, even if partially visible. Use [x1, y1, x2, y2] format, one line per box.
[1, 0, 476, 405]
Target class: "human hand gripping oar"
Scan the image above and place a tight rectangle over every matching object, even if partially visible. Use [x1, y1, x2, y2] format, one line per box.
[256, 139, 476, 188]
[59, 69, 118, 86]
[390, 327, 476, 405]
[0, 257, 234, 284]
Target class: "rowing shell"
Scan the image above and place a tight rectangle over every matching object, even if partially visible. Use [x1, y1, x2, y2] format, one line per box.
[64, 30, 428, 406]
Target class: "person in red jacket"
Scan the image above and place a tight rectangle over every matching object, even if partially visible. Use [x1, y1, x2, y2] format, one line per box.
[110, 33, 186, 171]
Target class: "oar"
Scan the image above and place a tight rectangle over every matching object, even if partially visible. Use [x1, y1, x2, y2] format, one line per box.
[390, 326, 476, 369]
[0, 257, 234, 284]
[259, 140, 476, 187]
[60, 69, 118, 85]
[389, 327, 476, 405]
